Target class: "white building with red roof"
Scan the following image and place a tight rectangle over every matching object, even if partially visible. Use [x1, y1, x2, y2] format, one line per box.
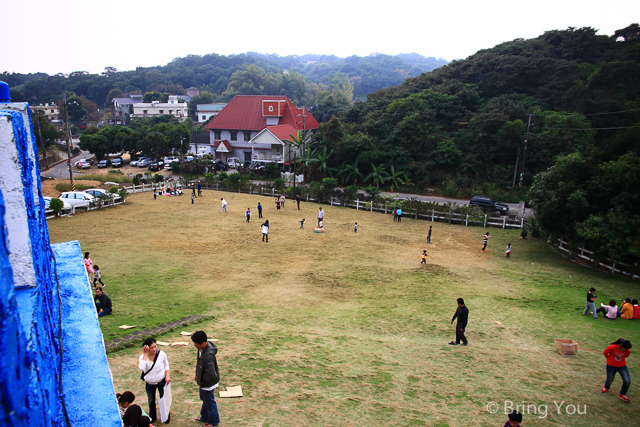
[205, 95, 319, 166]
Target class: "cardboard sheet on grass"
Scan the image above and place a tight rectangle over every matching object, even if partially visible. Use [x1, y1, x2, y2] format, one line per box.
[219, 386, 243, 398]
[159, 383, 172, 423]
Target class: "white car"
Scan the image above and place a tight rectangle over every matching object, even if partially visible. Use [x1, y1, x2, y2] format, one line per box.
[130, 157, 150, 167]
[43, 196, 73, 215]
[228, 157, 242, 168]
[83, 188, 122, 203]
[58, 191, 95, 209]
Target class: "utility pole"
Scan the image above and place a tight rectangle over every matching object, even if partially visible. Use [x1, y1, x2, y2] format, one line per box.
[62, 93, 75, 191]
[35, 114, 49, 170]
[519, 113, 533, 188]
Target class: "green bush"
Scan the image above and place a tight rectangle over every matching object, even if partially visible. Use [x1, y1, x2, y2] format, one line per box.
[364, 186, 381, 200]
[109, 186, 118, 194]
[218, 171, 228, 181]
[118, 188, 128, 200]
[108, 169, 124, 175]
[132, 175, 140, 185]
[171, 162, 182, 173]
[322, 177, 338, 192]
[265, 162, 279, 179]
[273, 178, 285, 192]
[74, 173, 131, 183]
[54, 182, 91, 192]
[154, 174, 164, 183]
[49, 197, 64, 216]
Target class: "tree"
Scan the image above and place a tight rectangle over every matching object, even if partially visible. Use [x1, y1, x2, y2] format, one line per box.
[387, 166, 408, 191]
[315, 146, 334, 179]
[365, 163, 389, 188]
[295, 148, 319, 181]
[188, 92, 215, 118]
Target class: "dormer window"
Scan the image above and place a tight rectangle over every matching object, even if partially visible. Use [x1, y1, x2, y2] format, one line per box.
[269, 106, 274, 112]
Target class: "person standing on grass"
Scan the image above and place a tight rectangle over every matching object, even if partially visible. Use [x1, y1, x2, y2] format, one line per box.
[397, 207, 402, 222]
[482, 232, 491, 252]
[257, 202, 263, 219]
[246, 208, 251, 223]
[354, 222, 358, 233]
[92, 265, 105, 287]
[296, 194, 301, 211]
[584, 287, 598, 318]
[139, 337, 171, 424]
[299, 219, 305, 229]
[449, 298, 468, 346]
[192, 330, 221, 427]
[198, 182, 202, 197]
[153, 189, 157, 200]
[392, 207, 397, 222]
[94, 287, 112, 317]
[505, 243, 512, 258]
[427, 225, 432, 243]
[275, 197, 281, 211]
[221, 198, 227, 213]
[191, 193, 195, 204]
[602, 338, 632, 403]
[84, 252, 93, 283]
[420, 250, 428, 265]
[261, 220, 270, 242]
[280, 194, 285, 208]
[318, 207, 324, 227]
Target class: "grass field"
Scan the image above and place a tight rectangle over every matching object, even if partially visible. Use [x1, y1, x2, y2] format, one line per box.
[47, 190, 640, 426]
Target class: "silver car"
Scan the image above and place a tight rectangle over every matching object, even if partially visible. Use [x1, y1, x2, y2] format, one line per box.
[58, 191, 95, 209]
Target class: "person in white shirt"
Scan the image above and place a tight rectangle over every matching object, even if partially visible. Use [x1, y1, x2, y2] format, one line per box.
[139, 337, 171, 424]
[318, 207, 324, 227]
[221, 198, 227, 213]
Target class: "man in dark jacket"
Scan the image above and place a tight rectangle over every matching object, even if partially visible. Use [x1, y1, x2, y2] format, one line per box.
[449, 298, 468, 345]
[192, 330, 220, 427]
[94, 287, 112, 317]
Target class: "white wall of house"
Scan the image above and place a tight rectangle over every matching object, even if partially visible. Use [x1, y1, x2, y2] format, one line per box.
[131, 100, 188, 119]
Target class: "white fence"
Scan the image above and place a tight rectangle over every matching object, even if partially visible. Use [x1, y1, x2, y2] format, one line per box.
[557, 239, 639, 280]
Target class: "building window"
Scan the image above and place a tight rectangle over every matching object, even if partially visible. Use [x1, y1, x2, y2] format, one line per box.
[169, 110, 173, 115]
[214, 131, 221, 140]
[269, 106, 274, 112]
[244, 132, 251, 141]
[202, 115, 207, 120]
[159, 110, 164, 114]
[143, 110, 147, 114]
[230, 131, 237, 141]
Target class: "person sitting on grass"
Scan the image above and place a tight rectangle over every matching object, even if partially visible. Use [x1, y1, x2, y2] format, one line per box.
[597, 300, 619, 319]
[117, 391, 136, 419]
[633, 299, 640, 320]
[94, 287, 112, 317]
[621, 298, 634, 319]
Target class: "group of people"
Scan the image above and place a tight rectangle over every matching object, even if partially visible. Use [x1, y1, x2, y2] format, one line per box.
[121, 331, 221, 426]
[584, 288, 640, 320]
[85, 251, 112, 317]
[153, 186, 184, 200]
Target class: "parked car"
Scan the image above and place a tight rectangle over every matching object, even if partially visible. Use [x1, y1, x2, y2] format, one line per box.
[164, 156, 179, 170]
[43, 196, 73, 215]
[469, 195, 510, 215]
[58, 191, 95, 209]
[84, 188, 122, 203]
[130, 157, 150, 167]
[97, 159, 111, 168]
[137, 158, 155, 167]
[183, 156, 195, 162]
[76, 159, 92, 169]
[227, 157, 242, 168]
[149, 161, 164, 171]
[111, 157, 124, 167]
[214, 159, 228, 171]
[242, 161, 252, 169]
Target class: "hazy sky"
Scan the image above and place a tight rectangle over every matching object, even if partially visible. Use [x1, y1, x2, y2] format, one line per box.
[2, 0, 638, 75]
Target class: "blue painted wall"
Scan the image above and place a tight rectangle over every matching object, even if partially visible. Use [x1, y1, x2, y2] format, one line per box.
[0, 96, 121, 425]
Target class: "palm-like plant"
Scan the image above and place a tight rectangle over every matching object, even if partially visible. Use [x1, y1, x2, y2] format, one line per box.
[365, 163, 390, 188]
[316, 146, 334, 179]
[295, 148, 319, 180]
[387, 166, 409, 191]
[342, 158, 364, 185]
[283, 131, 313, 173]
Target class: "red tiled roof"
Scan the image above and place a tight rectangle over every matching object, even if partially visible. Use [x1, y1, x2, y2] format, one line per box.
[266, 124, 299, 142]
[206, 95, 319, 132]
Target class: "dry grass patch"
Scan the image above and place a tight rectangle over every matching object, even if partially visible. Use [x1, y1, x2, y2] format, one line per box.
[47, 190, 640, 426]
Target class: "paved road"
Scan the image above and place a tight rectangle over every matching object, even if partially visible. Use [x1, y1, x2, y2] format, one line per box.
[41, 149, 93, 180]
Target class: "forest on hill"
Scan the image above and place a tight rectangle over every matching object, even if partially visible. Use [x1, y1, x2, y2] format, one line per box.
[312, 24, 640, 263]
[2, 52, 447, 122]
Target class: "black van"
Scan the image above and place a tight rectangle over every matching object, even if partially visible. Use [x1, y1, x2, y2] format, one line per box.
[469, 196, 510, 215]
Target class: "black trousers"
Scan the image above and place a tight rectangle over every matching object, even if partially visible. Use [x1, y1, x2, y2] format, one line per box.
[258, 211, 262, 218]
[145, 379, 166, 422]
[455, 325, 467, 345]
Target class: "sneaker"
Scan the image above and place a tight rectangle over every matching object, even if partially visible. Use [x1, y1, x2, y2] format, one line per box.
[619, 394, 630, 403]
[448, 341, 458, 345]
[461, 343, 468, 346]
[601, 388, 609, 393]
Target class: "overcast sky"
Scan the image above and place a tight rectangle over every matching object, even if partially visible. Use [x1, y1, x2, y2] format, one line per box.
[2, 0, 638, 75]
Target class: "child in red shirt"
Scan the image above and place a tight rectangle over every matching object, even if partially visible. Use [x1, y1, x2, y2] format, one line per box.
[632, 299, 640, 320]
[602, 338, 632, 402]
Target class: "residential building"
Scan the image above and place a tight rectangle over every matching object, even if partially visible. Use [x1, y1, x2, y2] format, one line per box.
[30, 102, 59, 120]
[186, 86, 200, 97]
[131, 95, 189, 120]
[196, 103, 227, 123]
[110, 94, 142, 125]
[205, 95, 319, 165]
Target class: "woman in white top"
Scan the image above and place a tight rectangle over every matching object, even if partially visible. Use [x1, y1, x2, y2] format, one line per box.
[597, 300, 620, 319]
[139, 337, 171, 423]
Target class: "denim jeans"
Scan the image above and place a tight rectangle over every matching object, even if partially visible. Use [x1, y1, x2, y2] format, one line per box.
[145, 379, 166, 422]
[584, 302, 597, 318]
[199, 388, 220, 426]
[95, 302, 112, 317]
[605, 364, 631, 395]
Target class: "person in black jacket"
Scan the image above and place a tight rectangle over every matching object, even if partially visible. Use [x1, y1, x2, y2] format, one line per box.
[192, 330, 220, 427]
[449, 298, 468, 345]
[95, 287, 112, 317]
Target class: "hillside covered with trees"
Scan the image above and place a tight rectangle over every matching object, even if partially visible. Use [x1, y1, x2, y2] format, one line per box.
[311, 25, 640, 264]
[2, 52, 447, 122]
